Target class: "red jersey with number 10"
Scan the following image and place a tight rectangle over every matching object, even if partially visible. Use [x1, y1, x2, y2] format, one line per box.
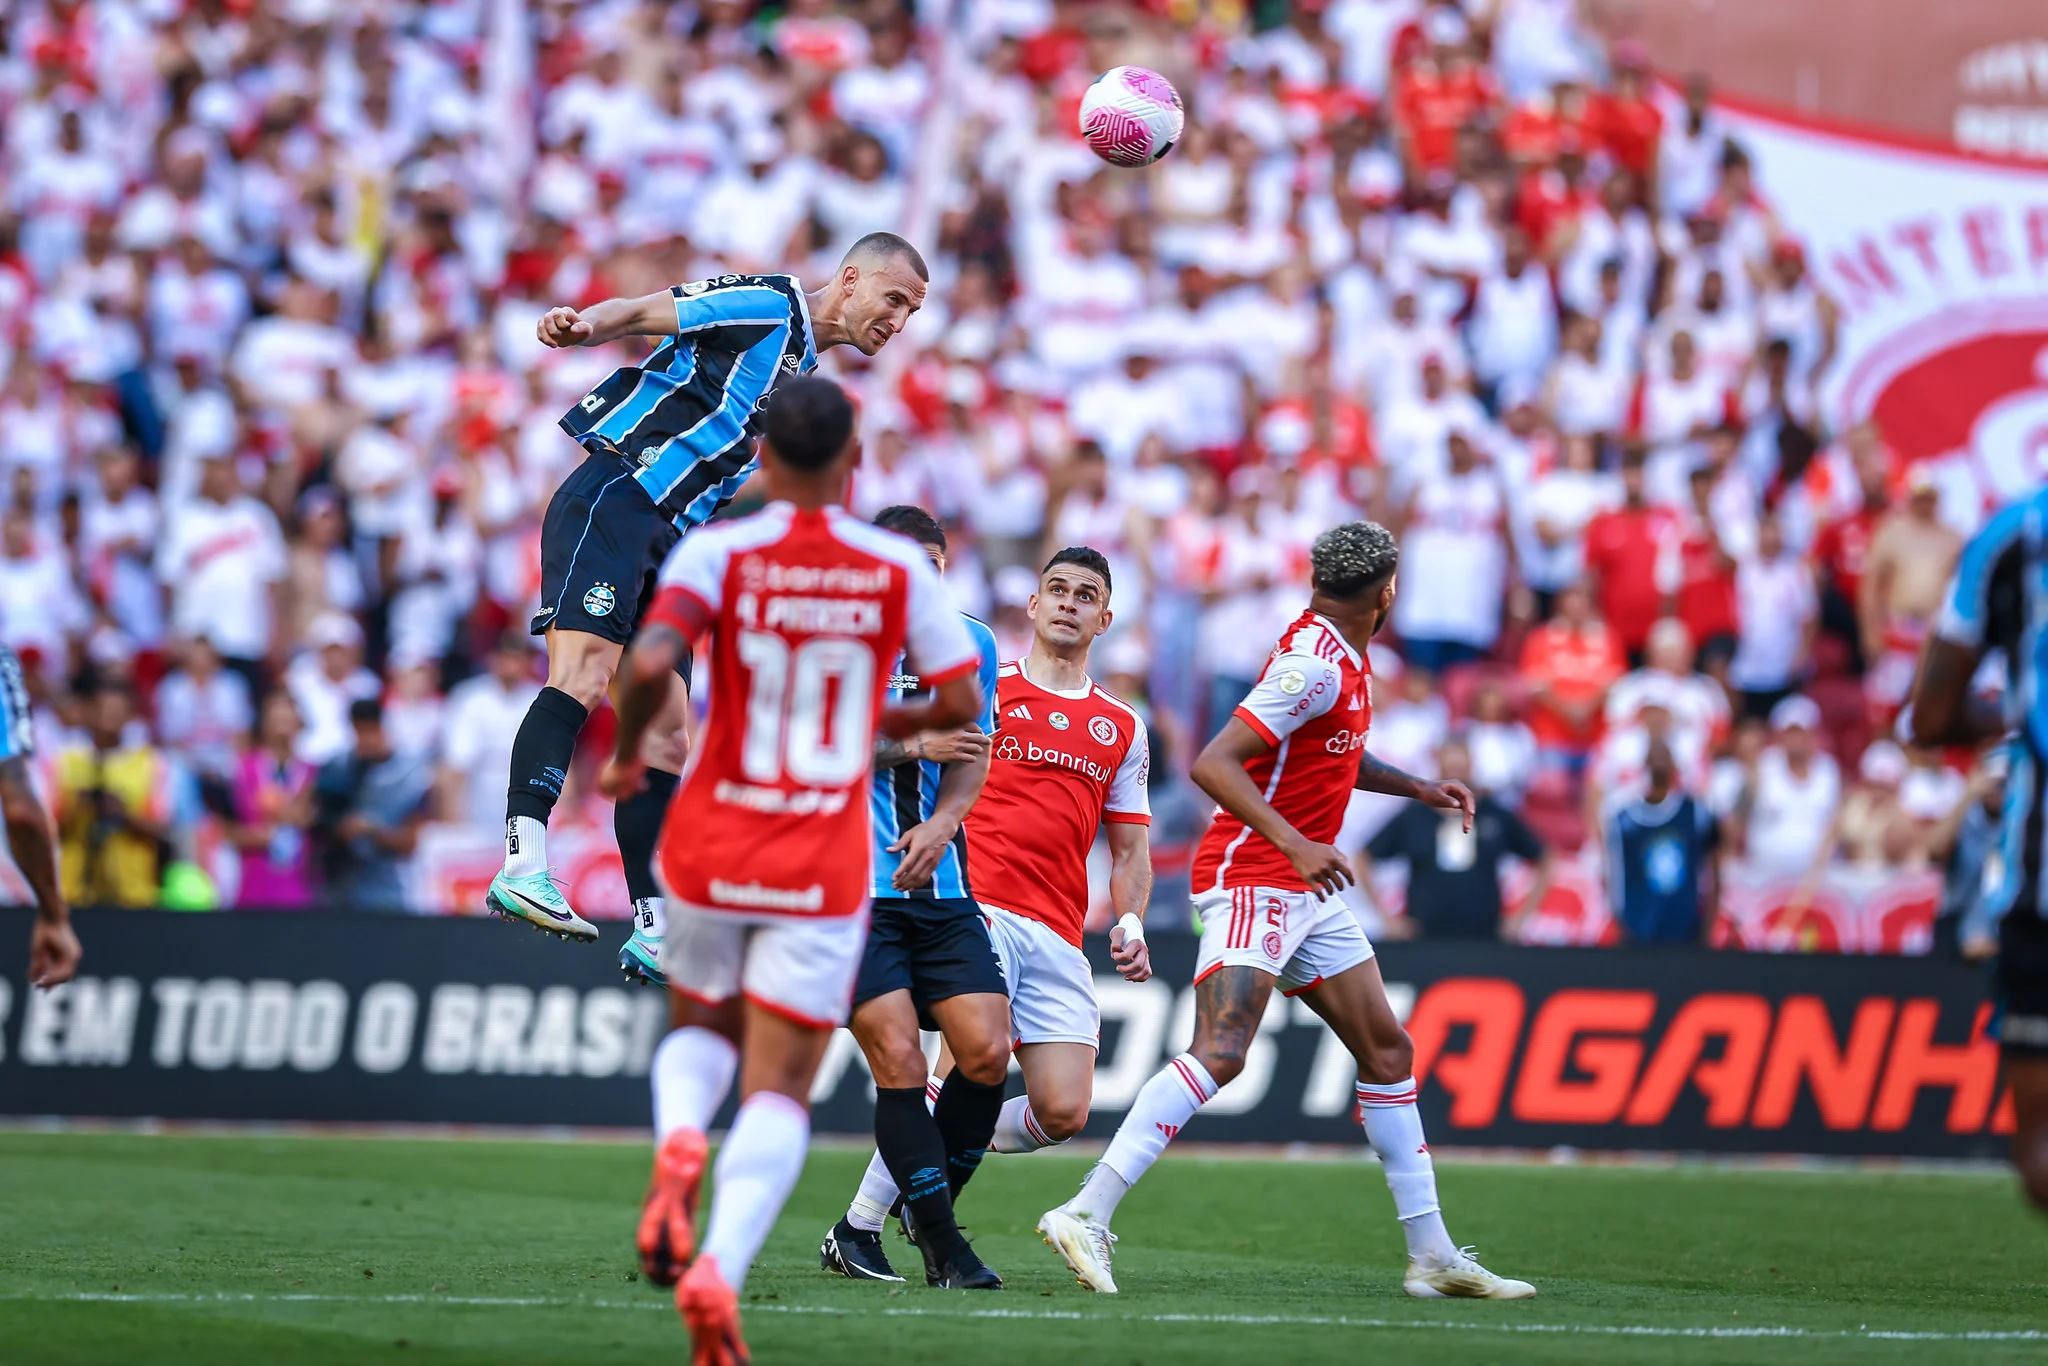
[644, 502, 978, 919]
[1192, 610, 1372, 893]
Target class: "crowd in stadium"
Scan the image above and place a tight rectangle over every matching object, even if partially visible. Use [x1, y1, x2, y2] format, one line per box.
[0, 0, 2001, 943]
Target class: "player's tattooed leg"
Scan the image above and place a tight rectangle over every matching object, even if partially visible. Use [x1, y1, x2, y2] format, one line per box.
[1188, 967, 1276, 1088]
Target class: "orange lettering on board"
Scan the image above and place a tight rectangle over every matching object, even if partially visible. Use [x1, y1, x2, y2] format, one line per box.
[1408, 978, 1526, 1128]
[1749, 997, 1896, 1131]
[1870, 1001, 1999, 1133]
[1623, 993, 1772, 1128]
[1510, 990, 1656, 1125]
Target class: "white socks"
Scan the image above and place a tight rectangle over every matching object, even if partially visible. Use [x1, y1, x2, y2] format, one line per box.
[990, 1095, 1060, 1154]
[503, 816, 548, 878]
[1074, 1053, 1218, 1222]
[1357, 1078, 1457, 1265]
[634, 896, 665, 938]
[652, 1027, 738, 1142]
[846, 1078, 942, 1229]
[698, 1091, 810, 1293]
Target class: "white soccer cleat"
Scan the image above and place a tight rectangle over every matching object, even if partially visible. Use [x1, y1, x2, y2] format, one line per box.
[1403, 1246, 1536, 1300]
[1037, 1206, 1118, 1294]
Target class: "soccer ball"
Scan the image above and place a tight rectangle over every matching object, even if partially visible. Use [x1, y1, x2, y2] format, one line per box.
[1078, 66, 1184, 168]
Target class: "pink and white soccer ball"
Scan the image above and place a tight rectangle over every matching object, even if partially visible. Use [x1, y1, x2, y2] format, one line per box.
[1078, 65, 1184, 168]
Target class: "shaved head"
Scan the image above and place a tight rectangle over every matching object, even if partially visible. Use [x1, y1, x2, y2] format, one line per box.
[843, 231, 928, 281]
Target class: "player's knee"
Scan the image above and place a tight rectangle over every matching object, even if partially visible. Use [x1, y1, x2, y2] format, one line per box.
[949, 1035, 1008, 1087]
[545, 637, 617, 707]
[1034, 1097, 1090, 1142]
[867, 1042, 929, 1090]
[1356, 1030, 1415, 1085]
[641, 722, 691, 773]
[1195, 1046, 1247, 1089]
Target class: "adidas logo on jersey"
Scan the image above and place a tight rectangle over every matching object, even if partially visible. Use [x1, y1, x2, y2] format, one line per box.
[1008, 703, 1032, 720]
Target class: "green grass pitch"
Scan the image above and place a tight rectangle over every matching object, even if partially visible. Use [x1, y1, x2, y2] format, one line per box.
[1, 1132, 2042, 1365]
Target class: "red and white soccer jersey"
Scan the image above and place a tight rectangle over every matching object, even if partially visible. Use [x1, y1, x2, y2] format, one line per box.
[1191, 609, 1378, 994]
[966, 661, 1151, 1049]
[644, 502, 978, 1025]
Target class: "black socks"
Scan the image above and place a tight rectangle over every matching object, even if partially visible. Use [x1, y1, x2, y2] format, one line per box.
[505, 686, 589, 824]
[874, 1085, 969, 1262]
[615, 767, 679, 902]
[933, 1071, 1006, 1199]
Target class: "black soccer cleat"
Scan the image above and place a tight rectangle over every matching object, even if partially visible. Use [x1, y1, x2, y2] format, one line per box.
[820, 1219, 905, 1282]
[904, 1205, 1003, 1290]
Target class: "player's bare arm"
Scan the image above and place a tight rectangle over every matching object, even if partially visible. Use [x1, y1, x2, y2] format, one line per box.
[1910, 638, 2005, 747]
[535, 291, 682, 349]
[875, 725, 990, 769]
[889, 734, 991, 891]
[1192, 717, 1353, 899]
[879, 672, 983, 740]
[601, 621, 695, 799]
[1105, 821, 1153, 982]
[1, 754, 78, 988]
[1357, 751, 1476, 833]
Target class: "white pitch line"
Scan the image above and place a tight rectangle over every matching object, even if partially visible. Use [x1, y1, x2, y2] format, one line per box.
[3, 1291, 2041, 1343]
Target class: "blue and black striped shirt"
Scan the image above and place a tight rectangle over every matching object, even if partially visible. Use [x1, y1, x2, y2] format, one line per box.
[558, 274, 817, 528]
[870, 616, 1001, 901]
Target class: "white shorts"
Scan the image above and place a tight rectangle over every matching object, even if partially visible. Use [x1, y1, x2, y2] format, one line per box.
[1193, 885, 1375, 996]
[661, 901, 872, 1029]
[980, 902, 1100, 1049]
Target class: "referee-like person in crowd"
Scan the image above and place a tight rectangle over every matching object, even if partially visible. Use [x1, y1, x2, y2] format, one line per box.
[488, 233, 928, 987]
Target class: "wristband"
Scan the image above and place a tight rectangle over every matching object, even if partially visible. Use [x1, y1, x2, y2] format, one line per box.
[1116, 912, 1147, 946]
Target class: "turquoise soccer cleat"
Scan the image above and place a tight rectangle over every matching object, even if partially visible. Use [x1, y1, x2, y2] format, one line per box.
[485, 868, 598, 943]
[620, 925, 667, 985]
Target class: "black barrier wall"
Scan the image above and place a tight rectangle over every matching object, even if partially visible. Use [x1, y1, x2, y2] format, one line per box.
[0, 909, 2009, 1159]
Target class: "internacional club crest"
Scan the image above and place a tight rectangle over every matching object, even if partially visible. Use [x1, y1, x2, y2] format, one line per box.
[1089, 715, 1118, 746]
[583, 582, 617, 617]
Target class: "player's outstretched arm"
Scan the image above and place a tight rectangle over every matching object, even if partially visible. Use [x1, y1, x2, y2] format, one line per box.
[1357, 751, 1475, 833]
[535, 292, 681, 349]
[1192, 717, 1353, 900]
[2, 756, 78, 988]
[599, 623, 689, 800]
[879, 673, 982, 740]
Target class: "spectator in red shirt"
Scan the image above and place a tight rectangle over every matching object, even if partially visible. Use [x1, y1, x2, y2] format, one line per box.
[1501, 76, 1596, 170]
[1665, 462, 1742, 674]
[1520, 581, 1627, 772]
[1581, 452, 1678, 664]
[1810, 428, 1895, 674]
[1595, 45, 1663, 192]
[1394, 19, 1497, 180]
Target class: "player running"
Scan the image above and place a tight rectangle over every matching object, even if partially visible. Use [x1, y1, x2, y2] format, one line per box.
[1, 644, 78, 989]
[829, 546, 1154, 1242]
[1910, 487, 2048, 1217]
[601, 378, 983, 1365]
[817, 505, 1010, 1289]
[1038, 522, 1536, 1300]
[500, 233, 928, 987]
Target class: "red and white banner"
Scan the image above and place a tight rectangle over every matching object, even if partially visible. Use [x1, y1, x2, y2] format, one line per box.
[1717, 95, 2048, 516]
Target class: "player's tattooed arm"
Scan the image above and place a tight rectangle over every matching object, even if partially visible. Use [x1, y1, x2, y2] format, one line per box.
[1909, 638, 2005, 747]
[874, 735, 919, 769]
[1356, 752, 1475, 833]
[1, 755, 79, 988]
[888, 736, 992, 890]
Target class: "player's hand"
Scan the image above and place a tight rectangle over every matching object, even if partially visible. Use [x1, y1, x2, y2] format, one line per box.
[598, 755, 647, 801]
[1109, 918, 1151, 982]
[1419, 778, 1476, 832]
[1282, 837, 1354, 901]
[917, 726, 990, 765]
[536, 305, 593, 348]
[887, 817, 958, 891]
[29, 914, 81, 990]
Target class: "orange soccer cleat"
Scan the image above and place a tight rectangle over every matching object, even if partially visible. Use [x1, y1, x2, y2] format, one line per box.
[676, 1255, 749, 1366]
[637, 1128, 710, 1286]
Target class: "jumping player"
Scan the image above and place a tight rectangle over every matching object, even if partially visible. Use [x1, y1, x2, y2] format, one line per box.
[1911, 486, 2048, 1217]
[501, 233, 928, 987]
[1038, 522, 1536, 1300]
[819, 505, 1010, 1288]
[600, 378, 983, 1365]
[831, 547, 1154, 1240]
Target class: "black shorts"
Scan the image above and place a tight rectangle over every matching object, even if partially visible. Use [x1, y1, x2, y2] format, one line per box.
[531, 445, 683, 644]
[853, 896, 1008, 1026]
[1994, 906, 2048, 1058]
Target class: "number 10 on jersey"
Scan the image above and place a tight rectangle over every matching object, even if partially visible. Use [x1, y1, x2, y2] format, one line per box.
[735, 631, 876, 786]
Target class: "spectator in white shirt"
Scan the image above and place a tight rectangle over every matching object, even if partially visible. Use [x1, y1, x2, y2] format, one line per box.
[1468, 227, 1558, 410]
[1377, 353, 1488, 496]
[1728, 512, 1817, 718]
[155, 636, 252, 782]
[79, 447, 162, 650]
[1391, 430, 1512, 671]
[1465, 677, 1537, 806]
[437, 634, 543, 829]
[1732, 694, 1840, 880]
[286, 612, 381, 767]
[1525, 433, 1620, 602]
[155, 453, 288, 690]
[0, 508, 87, 669]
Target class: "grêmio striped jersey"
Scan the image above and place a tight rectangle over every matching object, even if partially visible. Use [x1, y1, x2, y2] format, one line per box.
[557, 274, 817, 529]
[870, 614, 1002, 901]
